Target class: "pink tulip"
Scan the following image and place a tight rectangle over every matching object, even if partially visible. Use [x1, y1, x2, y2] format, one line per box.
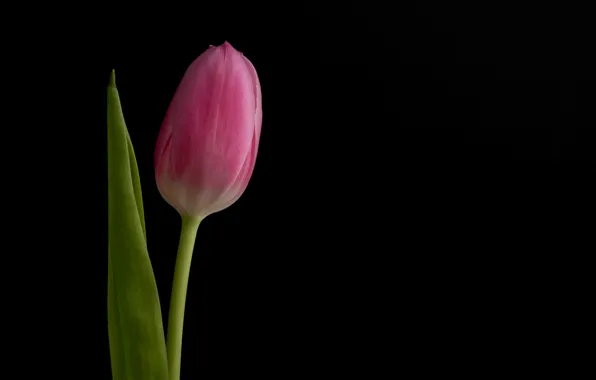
[155, 42, 262, 218]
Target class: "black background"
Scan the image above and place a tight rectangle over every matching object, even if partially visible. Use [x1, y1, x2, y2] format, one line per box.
[7, 2, 593, 378]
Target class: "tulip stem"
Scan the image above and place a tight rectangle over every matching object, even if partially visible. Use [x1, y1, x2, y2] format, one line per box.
[167, 215, 202, 380]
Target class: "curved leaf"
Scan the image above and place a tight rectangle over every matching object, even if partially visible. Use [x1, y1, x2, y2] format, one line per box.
[107, 70, 168, 380]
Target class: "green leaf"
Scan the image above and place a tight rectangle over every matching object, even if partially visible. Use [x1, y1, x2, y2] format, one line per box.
[107, 70, 168, 380]
[126, 128, 146, 240]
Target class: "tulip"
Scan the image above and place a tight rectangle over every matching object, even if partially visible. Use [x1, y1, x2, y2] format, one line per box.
[155, 42, 262, 380]
[155, 41, 262, 219]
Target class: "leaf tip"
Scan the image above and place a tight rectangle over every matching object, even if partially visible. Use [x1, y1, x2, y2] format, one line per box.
[109, 69, 116, 88]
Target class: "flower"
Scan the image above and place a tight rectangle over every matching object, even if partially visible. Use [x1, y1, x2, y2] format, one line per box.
[155, 42, 262, 218]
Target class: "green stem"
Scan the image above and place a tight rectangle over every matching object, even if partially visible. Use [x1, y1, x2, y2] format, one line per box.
[167, 215, 201, 380]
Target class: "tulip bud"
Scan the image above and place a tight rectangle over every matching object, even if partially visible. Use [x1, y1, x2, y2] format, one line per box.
[155, 42, 262, 218]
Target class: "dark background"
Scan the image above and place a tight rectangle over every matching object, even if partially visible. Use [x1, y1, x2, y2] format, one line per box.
[9, 2, 593, 378]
